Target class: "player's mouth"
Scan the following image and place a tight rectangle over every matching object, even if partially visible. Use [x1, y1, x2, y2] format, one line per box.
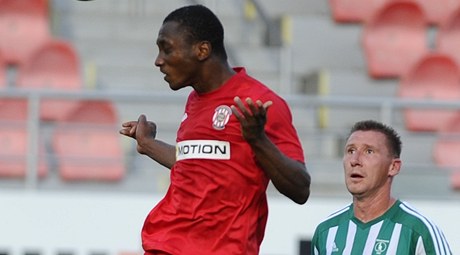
[161, 71, 169, 82]
[350, 173, 364, 179]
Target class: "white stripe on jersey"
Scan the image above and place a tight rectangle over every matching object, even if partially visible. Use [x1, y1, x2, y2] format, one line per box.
[363, 220, 384, 255]
[342, 221, 356, 255]
[323, 204, 351, 222]
[400, 202, 450, 255]
[387, 223, 402, 253]
[326, 226, 338, 255]
[439, 231, 451, 254]
[415, 236, 427, 255]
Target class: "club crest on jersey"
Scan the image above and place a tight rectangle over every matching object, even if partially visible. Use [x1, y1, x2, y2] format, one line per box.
[374, 239, 389, 254]
[212, 105, 232, 130]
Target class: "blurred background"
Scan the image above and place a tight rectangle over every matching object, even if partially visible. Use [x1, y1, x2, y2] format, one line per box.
[0, 0, 459, 254]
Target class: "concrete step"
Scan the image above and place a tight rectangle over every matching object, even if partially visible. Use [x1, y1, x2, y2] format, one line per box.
[53, 0, 265, 46]
[290, 15, 365, 73]
[255, 0, 330, 16]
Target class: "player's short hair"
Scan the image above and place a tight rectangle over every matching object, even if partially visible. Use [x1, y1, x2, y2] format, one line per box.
[348, 120, 402, 158]
[164, 4, 227, 60]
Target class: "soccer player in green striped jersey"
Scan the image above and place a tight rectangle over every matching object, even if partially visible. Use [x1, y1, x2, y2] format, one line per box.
[312, 120, 452, 255]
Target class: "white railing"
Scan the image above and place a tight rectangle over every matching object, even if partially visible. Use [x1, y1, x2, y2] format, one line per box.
[2, 89, 460, 190]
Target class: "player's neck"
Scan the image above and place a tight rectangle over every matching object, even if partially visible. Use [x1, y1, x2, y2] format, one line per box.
[353, 194, 396, 223]
[194, 61, 236, 94]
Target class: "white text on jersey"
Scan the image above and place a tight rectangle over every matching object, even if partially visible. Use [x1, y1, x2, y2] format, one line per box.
[176, 140, 231, 160]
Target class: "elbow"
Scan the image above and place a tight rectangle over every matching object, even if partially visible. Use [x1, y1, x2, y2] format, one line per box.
[277, 182, 310, 204]
[288, 175, 311, 204]
[296, 173, 311, 204]
[292, 185, 310, 204]
[299, 190, 311, 205]
[275, 162, 312, 204]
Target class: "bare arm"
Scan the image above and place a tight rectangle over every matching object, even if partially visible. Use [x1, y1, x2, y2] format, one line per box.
[231, 97, 311, 204]
[119, 114, 176, 169]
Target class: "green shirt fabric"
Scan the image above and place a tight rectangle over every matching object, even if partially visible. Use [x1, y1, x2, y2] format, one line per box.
[312, 200, 452, 255]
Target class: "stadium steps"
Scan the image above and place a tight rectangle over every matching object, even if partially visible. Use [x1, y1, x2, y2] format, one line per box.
[43, 0, 453, 198]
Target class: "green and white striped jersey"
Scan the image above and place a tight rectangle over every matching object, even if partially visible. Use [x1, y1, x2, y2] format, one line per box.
[312, 200, 452, 255]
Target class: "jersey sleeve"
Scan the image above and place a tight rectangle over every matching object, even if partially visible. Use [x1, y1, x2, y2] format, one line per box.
[264, 95, 305, 163]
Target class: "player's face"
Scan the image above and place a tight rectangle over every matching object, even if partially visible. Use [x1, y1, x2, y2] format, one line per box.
[155, 21, 200, 91]
[343, 130, 400, 199]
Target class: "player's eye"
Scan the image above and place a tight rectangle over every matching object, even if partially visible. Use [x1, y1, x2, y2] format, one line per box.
[346, 148, 355, 154]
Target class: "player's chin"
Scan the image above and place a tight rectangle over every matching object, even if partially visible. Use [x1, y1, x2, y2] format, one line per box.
[167, 81, 188, 91]
[169, 85, 182, 91]
[163, 77, 176, 90]
[169, 84, 188, 91]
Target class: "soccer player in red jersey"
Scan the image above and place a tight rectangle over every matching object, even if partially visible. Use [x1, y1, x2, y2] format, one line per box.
[119, 5, 311, 255]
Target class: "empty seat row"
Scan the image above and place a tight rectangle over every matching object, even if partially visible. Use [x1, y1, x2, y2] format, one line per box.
[0, 98, 125, 181]
[0, 0, 50, 68]
[0, 99, 48, 178]
[399, 53, 460, 190]
[2, 39, 82, 121]
[433, 115, 460, 190]
[0, 0, 84, 121]
[0, 0, 127, 183]
[329, 0, 460, 190]
[330, 0, 460, 25]
[330, 0, 460, 133]
[399, 53, 460, 132]
[361, 0, 460, 79]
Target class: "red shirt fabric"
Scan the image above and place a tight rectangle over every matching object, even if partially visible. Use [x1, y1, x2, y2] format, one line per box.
[142, 67, 305, 255]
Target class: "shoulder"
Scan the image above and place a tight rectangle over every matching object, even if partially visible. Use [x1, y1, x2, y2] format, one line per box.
[396, 201, 451, 253]
[234, 68, 281, 98]
[315, 204, 352, 233]
[233, 67, 292, 113]
[395, 201, 440, 232]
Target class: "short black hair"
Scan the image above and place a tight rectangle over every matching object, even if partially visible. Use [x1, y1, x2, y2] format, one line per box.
[164, 5, 227, 60]
[347, 120, 402, 158]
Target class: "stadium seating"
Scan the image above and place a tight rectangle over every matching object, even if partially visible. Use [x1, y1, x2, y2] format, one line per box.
[398, 53, 460, 131]
[0, 0, 50, 67]
[52, 100, 125, 182]
[0, 52, 5, 88]
[433, 115, 460, 189]
[417, 0, 460, 25]
[329, 0, 458, 25]
[362, 0, 427, 78]
[436, 6, 460, 69]
[0, 98, 48, 178]
[329, 0, 389, 23]
[451, 171, 460, 190]
[16, 39, 82, 121]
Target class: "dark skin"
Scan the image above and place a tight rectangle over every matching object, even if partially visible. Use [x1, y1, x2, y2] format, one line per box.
[119, 21, 310, 204]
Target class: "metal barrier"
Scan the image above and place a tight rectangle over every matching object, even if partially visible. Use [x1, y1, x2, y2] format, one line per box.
[2, 89, 460, 190]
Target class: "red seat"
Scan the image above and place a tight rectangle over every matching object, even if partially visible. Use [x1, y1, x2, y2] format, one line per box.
[329, 0, 389, 23]
[0, 52, 6, 88]
[0, 0, 50, 67]
[416, 0, 460, 25]
[330, 0, 458, 25]
[451, 171, 460, 190]
[16, 39, 82, 121]
[362, 0, 427, 78]
[398, 53, 460, 131]
[433, 115, 460, 189]
[52, 100, 125, 182]
[0, 99, 48, 178]
[436, 6, 460, 69]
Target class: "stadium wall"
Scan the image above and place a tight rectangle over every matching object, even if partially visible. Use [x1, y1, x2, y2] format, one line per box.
[0, 191, 458, 255]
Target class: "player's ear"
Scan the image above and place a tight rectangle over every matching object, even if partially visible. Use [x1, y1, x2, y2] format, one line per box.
[388, 158, 401, 177]
[195, 41, 211, 61]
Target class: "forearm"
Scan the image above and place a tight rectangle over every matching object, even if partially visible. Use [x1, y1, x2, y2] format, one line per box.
[249, 134, 311, 204]
[138, 138, 176, 170]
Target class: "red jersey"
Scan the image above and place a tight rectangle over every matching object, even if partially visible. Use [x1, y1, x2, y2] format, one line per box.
[142, 68, 305, 255]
